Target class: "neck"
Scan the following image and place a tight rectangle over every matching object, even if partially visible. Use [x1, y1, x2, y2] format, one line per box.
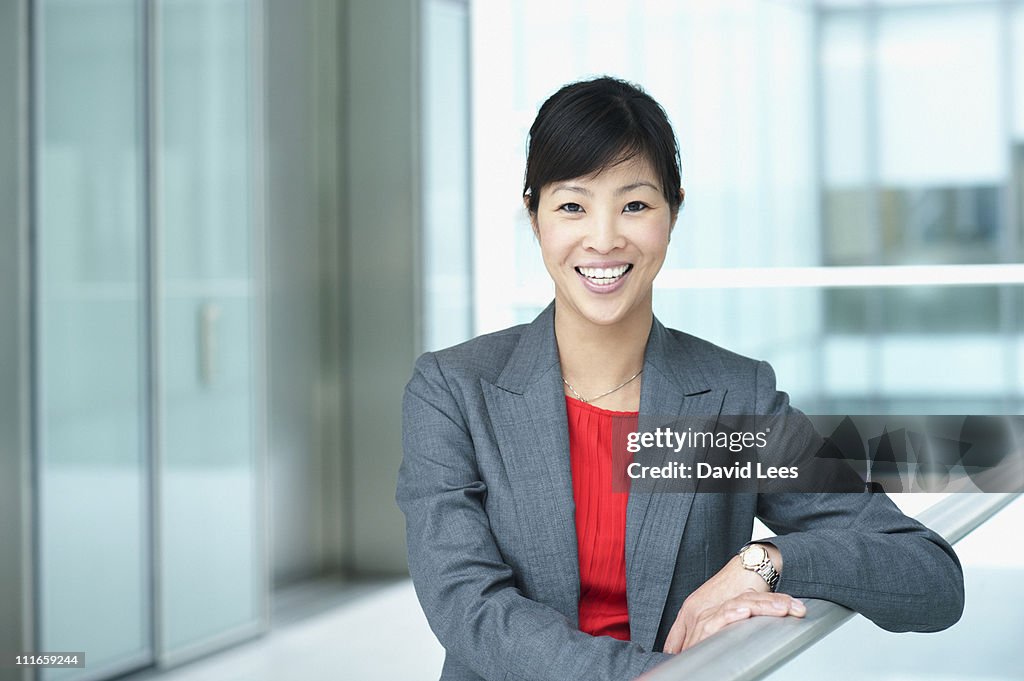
[554, 299, 653, 397]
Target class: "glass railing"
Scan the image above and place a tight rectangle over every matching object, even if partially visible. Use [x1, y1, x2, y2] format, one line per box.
[636, 492, 1022, 681]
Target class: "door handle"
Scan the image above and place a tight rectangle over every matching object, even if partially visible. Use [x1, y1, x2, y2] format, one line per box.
[199, 302, 222, 386]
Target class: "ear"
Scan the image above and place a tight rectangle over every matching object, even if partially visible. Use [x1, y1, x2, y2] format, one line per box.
[524, 194, 540, 240]
[668, 187, 685, 240]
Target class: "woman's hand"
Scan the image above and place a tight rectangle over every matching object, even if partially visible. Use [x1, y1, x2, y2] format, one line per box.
[662, 546, 805, 654]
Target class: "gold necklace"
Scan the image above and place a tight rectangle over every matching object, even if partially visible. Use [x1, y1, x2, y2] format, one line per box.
[562, 369, 643, 404]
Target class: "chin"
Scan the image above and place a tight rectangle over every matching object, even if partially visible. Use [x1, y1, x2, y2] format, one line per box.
[564, 296, 639, 328]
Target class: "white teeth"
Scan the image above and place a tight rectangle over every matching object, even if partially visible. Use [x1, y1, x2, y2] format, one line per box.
[578, 264, 629, 280]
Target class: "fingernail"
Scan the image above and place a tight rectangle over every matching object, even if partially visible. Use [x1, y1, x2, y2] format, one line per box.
[773, 600, 787, 610]
[793, 599, 805, 607]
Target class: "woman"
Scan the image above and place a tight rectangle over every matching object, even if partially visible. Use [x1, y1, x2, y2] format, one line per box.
[396, 76, 964, 681]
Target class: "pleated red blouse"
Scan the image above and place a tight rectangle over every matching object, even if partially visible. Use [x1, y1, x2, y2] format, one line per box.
[565, 394, 637, 642]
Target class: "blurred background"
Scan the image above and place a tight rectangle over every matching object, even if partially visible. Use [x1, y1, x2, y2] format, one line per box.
[0, 1, 1022, 680]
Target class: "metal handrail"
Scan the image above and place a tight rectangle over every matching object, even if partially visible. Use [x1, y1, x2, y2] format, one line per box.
[635, 493, 1022, 681]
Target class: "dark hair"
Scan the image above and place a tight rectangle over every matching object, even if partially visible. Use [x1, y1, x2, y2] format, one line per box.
[523, 76, 682, 215]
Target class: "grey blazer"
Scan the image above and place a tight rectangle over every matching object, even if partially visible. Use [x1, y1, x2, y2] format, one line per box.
[396, 302, 964, 681]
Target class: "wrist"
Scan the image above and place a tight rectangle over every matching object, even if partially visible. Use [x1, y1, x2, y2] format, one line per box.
[730, 554, 771, 592]
[738, 542, 781, 592]
[757, 542, 783, 573]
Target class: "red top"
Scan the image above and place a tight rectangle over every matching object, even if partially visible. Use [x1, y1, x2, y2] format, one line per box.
[565, 395, 637, 641]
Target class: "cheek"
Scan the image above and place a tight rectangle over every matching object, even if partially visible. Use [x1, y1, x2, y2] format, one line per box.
[635, 224, 672, 257]
[539, 240, 563, 269]
[536, 226, 575, 262]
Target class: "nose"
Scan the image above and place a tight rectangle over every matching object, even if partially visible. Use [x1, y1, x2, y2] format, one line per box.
[582, 212, 626, 253]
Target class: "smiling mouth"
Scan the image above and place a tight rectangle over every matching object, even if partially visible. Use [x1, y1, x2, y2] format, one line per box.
[574, 264, 633, 285]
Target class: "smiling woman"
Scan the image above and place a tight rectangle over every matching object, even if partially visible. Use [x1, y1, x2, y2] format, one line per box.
[522, 78, 684, 413]
[396, 76, 965, 681]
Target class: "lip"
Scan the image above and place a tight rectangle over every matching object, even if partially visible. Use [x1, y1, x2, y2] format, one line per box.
[575, 260, 632, 269]
[575, 263, 632, 294]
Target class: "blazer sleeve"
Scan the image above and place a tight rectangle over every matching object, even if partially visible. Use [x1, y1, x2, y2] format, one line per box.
[751, 360, 966, 633]
[396, 352, 672, 681]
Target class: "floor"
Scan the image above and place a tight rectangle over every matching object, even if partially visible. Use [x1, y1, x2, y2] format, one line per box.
[117, 578, 445, 681]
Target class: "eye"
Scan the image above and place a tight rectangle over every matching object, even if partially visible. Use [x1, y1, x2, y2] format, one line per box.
[624, 201, 649, 213]
[558, 202, 584, 214]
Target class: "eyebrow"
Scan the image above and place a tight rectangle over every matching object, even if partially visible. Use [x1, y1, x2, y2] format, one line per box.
[551, 181, 660, 197]
[551, 184, 592, 197]
[615, 181, 659, 195]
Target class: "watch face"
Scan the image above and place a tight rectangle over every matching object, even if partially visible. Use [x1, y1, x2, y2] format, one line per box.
[742, 544, 766, 568]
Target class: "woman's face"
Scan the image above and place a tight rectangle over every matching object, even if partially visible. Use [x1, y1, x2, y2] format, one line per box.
[530, 155, 677, 330]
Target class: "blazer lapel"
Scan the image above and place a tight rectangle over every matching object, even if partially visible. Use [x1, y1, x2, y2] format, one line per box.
[625, 317, 725, 651]
[481, 302, 581, 622]
[480, 303, 725, 642]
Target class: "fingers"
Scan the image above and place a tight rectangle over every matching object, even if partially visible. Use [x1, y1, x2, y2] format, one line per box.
[679, 604, 751, 652]
[733, 593, 805, 619]
[663, 619, 687, 656]
[676, 594, 806, 653]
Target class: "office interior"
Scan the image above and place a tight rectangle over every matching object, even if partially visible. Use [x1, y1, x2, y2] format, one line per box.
[0, 1, 1022, 680]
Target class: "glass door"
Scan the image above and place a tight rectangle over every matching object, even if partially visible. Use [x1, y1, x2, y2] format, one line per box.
[35, 1, 152, 679]
[155, 0, 265, 661]
[33, 0, 266, 676]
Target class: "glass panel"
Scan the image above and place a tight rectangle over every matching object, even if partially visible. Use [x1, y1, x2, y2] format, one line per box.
[156, 0, 262, 657]
[1014, 5, 1024, 257]
[423, 0, 473, 351]
[652, 284, 1024, 415]
[35, 0, 152, 678]
[821, 4, 1012, 267]
[876, 6, 1003, 186]
[763, 494, 1024, 681]
[821, 12, 872, 264]
[1015, 6, 1024, 142]
[874, 5, 1003, 265]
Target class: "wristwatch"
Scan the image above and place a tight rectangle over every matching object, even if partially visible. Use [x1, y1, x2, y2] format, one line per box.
[738, 543, 780, 592]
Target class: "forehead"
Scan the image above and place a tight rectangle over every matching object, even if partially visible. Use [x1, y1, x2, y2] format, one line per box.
[547, 155, 660, 194]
